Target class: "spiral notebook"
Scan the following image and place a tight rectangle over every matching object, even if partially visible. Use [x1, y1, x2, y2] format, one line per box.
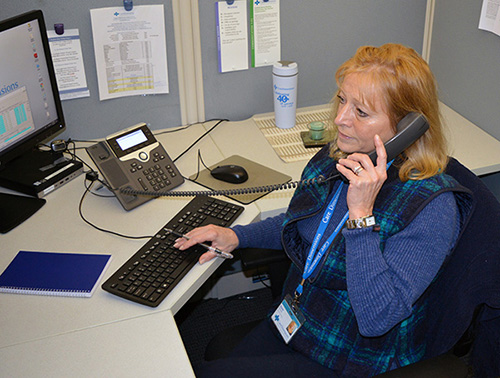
[0, 251, 112, 297]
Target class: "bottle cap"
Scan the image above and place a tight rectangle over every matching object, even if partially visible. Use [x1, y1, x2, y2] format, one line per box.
[273, 61, 298, 76]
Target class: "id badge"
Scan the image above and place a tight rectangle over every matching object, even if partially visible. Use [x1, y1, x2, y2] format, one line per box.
[271, 294, 306, 344]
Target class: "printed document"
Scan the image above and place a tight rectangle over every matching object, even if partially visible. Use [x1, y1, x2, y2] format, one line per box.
[47, 29, 90, 100]
[479, 0, 500, 37]
[250, 0, 281, 67]
[216, 0, 248, 73]
[90, 5, 169, 101]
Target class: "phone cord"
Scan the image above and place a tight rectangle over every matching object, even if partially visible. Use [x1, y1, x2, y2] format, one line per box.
[119, 175, 330, 198]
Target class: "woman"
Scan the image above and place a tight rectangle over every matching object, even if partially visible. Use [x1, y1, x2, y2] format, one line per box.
[175, 44, 472, 377]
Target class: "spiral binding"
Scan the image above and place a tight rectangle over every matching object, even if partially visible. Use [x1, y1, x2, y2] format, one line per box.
[0, 286, 91, 297]
[119, 175, 331, 198]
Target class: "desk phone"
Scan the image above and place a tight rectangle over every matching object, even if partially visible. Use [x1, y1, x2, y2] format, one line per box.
[86, 123, 184, 210]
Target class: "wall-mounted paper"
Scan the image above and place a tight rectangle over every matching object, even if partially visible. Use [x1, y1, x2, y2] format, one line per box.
[47, 29, 90, 100]
[250, 0, 281, 67]
[90, 5, 169, 101]
[216, 1, 248, 73]
[479, 0, 500, 37]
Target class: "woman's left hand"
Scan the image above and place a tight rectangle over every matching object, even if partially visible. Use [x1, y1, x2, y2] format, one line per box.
[336, 134, 388, 219]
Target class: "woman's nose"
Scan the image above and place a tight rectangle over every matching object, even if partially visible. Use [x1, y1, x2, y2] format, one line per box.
[335, 104, 352, 127]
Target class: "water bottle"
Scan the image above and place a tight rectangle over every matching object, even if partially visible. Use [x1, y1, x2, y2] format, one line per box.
[272, 61, 298, 129]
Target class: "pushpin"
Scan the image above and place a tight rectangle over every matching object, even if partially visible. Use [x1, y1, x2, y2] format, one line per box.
[124, 0, 133, 11]
[54, 23, 64, 35]
[226, 0, 235, 4]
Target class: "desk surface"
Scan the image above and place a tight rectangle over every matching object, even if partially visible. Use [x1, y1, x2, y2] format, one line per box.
[0, 310, 194, 377]
[1, 103, 500, 377]
[0, 123, 259, 377]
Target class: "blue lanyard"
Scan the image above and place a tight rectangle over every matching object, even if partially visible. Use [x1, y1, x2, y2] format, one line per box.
[295, 181, 349, 297]
[294, 159, 394, 299]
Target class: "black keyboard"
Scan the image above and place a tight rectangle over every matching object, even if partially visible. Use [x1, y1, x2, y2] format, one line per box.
[102, 196, 244, 307]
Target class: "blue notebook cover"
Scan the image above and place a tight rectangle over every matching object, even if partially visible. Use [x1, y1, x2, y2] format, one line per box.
[0, 251, 112, 297]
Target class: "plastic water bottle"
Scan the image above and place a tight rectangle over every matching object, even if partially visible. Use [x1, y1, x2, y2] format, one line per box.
[272, 61, 298, 129]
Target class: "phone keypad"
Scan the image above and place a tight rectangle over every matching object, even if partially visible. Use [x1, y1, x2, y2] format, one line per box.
[135, 163, 178, 191]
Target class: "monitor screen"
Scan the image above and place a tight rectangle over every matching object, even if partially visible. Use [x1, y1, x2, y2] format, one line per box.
[0, 10, 65, 169]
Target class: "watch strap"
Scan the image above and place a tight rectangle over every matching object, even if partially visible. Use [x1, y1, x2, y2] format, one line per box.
[346, 215, 377, 229]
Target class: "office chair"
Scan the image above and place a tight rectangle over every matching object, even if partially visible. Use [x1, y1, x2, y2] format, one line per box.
[205, 158, 500, 377]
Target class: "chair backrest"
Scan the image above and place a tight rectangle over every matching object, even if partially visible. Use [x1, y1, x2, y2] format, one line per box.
[423, 158, 500, 375]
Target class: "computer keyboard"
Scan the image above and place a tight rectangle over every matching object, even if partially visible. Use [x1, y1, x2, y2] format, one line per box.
[101, 196, 244, 307]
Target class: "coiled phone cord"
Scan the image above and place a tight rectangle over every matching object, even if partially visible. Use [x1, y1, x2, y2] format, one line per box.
[119, 174, 332, 198]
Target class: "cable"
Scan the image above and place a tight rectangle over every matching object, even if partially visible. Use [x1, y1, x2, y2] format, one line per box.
[153, 118, 226, 137]
[119, 174, 334, 198]
[78, 179, 154, 240]
[183, 149, 214, 183]
[172, 119, 228, 163]
[84, 179, 115, 198]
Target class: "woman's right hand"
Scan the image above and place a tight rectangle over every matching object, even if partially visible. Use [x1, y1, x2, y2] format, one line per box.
[336, 134, 389, 219]
[173, 224, 239, 264]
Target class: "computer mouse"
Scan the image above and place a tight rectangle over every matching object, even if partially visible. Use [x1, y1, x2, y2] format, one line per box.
[210, 164, 249, 184]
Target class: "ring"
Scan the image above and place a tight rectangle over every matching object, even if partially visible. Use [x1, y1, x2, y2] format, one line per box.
[353, 165, 364, 175]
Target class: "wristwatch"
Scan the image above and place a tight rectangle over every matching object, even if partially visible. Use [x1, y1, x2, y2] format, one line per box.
[346, 215, 377, 230]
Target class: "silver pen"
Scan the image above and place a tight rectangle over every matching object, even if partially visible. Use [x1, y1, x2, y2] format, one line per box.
[165, 228, 234, 259]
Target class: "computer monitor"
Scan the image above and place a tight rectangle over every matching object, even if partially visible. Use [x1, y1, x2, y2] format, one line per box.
[0, 10, 81, 232]
[0, 9, 65, 174]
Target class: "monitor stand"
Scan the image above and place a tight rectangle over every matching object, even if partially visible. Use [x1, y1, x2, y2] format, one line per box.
[0, 192, 45, 233]
[0, 148, 83, 233]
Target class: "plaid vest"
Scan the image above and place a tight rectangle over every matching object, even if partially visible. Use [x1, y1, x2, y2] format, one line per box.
[279, 146, 472, 376]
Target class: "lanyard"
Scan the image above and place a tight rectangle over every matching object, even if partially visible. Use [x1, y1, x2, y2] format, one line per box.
[293, 159, 394, 302]
[294, 181, 349, 299]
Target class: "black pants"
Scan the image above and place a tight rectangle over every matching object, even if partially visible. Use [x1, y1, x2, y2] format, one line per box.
[194, 319, 336, 377]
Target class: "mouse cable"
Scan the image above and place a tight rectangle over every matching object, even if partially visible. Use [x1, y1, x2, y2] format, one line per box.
[153, 118, 228, 137]
[119, 174, 337, 198]
[78, 179, 154, 240]
[172, 119, 229, 163]
[182, 149, 214, 184]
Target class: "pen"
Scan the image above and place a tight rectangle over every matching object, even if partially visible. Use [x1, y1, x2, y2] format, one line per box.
[165, 228, 234, 259]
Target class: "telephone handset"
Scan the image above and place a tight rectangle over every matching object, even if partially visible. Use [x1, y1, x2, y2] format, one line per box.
[119, 113, 429, 199]
[365, 112, 429, 166]
[335, 112, 428, 182]
[86, 123, 184, 210]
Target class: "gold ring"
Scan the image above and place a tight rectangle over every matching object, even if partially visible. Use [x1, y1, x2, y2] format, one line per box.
[353, 165, 364, 175]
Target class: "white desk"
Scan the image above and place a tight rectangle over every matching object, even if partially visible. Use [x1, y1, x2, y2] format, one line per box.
[2, 104, 500, 377]
[0, 310, 193, 378]
[440, 102, 500, 176]
[0, 124, 260, 377]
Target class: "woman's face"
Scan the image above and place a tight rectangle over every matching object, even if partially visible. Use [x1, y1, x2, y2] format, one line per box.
[334, 73, 395, 154]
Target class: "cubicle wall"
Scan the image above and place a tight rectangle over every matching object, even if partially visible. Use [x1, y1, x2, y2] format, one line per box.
[430, 0, 500, 141]
[2, 0, 427, 141]
[199, 0, 427, 123]
[429, 0, 500, 196]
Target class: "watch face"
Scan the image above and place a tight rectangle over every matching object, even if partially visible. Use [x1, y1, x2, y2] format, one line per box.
[365, 216, 376, 227]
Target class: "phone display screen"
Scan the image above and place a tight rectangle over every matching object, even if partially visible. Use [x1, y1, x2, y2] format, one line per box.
[106, 123, 157, 159]
[116, 129, 148, 151]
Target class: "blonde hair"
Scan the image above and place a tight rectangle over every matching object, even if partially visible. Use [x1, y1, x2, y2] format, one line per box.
[330, 43, 448, 181]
